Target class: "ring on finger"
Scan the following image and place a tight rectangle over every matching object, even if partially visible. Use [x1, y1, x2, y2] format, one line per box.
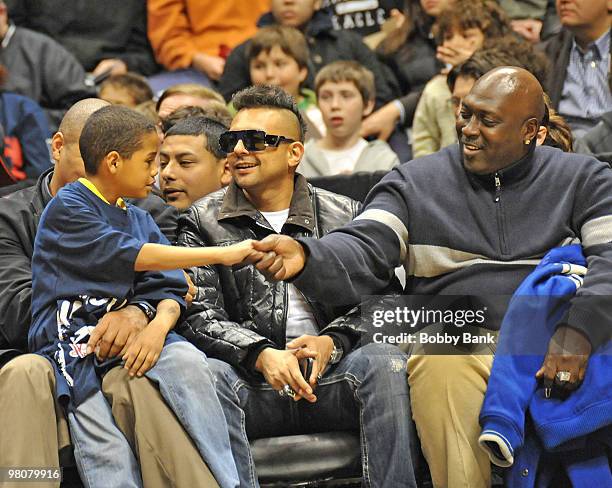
[555, 371, 571, 383]
[283, 384, 296, 399]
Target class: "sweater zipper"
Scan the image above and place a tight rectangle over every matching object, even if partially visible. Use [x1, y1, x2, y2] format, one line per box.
[494, 172, 509, 255]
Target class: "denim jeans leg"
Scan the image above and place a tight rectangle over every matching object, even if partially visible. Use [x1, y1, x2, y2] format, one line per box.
[313, 343, 417, 488]
[206, 358, 261, 488]
[144, 342, 240, 488]
[68, 390, 141, 488]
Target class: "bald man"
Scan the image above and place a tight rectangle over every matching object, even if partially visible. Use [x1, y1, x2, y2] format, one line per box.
[252, 67, 612, 487]
[0, 99, 219, 487]
[176, 85, 416, 487]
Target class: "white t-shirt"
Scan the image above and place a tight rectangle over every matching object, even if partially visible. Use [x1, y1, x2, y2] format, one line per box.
[260, 209, 319, 343]
[317, 138, 369, 175]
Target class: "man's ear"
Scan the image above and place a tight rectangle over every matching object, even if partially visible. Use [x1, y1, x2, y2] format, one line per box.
[51, 132, 65, 164]
[363, 99, 375, 118]
[287, 141, 305, 170]
[104, 151, 122, 175]
[522, 117, 539, 144]
[220, 158, 232, 186]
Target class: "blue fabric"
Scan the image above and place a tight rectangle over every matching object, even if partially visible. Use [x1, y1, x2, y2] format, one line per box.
[480, 245, 612, 487]
[0, 92, 51, 180]
[29, 180, 187, 408]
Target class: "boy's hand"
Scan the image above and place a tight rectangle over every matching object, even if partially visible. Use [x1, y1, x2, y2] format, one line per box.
[122, 321, 167, 377]
[183, 271, 197, 307]
[219, 239, 256, 266]
[436, 44, 476, 69]
[87, 305, 147, 359]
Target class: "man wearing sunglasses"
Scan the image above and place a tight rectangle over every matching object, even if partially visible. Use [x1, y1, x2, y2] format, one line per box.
[176, 85, 417, 487]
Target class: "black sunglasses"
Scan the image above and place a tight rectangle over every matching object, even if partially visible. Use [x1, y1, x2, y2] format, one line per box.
[219, 130, 296, 154]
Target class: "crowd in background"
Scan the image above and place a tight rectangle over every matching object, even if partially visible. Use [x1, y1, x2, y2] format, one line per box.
[0, 0, 610, 190]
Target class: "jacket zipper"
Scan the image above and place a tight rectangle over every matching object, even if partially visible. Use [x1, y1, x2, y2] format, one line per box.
[494, 172, 509, 255]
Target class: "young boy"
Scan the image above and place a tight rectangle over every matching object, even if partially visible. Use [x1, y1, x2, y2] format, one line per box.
[301, 61, 399, 177]
[160, 116, 231, 210]
[99, 73, 154, 108]
[29, 105, 251, 487]
[247, 25, 326, 139]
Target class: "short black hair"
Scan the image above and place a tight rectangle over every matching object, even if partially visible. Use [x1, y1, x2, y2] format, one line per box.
[165, 116, 228, 160]
[161, 104, 233, 133]
[79, 105, 156, 175]
[231, 85, 307, 141]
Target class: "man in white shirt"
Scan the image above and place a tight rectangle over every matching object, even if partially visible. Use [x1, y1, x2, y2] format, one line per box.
[176, 85, 416, 487]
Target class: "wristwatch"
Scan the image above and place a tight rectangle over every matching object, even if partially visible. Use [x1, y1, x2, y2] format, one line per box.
[328, 336, 344, 365]
[132, 301, 156, 322]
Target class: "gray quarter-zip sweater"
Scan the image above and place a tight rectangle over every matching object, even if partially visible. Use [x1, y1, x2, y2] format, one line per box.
[293, 144, 612, 348]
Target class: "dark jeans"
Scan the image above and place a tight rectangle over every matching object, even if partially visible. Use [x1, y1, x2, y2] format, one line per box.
[208, 343, 418, 488]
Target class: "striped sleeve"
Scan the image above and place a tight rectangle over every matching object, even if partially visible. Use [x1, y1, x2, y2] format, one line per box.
[293, 169, 410, 306]
[564, 160, 612, 347]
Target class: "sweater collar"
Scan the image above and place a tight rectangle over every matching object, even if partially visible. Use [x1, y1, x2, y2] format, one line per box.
[217, 174, 315, 233]
[464, 141, 536, 189]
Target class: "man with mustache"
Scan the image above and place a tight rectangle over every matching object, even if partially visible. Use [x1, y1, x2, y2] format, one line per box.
[252, 67, 612, 487]
[176, 84, 416, 487]
[159, 116, 231, 211]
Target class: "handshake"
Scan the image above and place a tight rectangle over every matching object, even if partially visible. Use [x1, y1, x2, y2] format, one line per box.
[222, 235, 307, 281]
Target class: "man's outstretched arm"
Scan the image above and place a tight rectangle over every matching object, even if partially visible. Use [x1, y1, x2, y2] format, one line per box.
[253, 169, 411, 306]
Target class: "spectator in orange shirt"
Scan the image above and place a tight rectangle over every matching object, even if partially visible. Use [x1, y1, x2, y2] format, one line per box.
[147, 0, 271, 93]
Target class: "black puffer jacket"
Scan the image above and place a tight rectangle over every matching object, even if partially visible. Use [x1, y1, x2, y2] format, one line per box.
[177, 175, 370, 375]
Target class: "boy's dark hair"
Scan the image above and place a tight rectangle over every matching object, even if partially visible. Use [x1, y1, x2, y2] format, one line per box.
[315, 61, 375, 103]
[247, 25, 310, 69]
[436, 0, 511, 45]
[231, 85, 307, 141]
[447, 36, 549, 91]
[161, 103, 233, 133]
[165, 116, 229, 160]
[79, 105, 156, 175]
[100, 73, 154, 105]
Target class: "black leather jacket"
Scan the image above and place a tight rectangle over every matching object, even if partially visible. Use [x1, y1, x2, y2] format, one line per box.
[177, 175, 368, 375]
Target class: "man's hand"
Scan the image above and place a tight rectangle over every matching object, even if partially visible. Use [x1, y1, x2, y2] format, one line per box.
[255, 348, 317, 402]
[192, 53, 226, 81]
[183, 271, 197, 308]
[287, 335, 334, 388]
[360, 102, 400, 140]
[252, 235, 306, 281]
[92, 58, 128, 77]
[535, 325, 592, 396]
[86, 305, 148, 360]
[511, 19, 543, 44]
[219, 239, 256, 266]
[122, 319, 168, 377]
